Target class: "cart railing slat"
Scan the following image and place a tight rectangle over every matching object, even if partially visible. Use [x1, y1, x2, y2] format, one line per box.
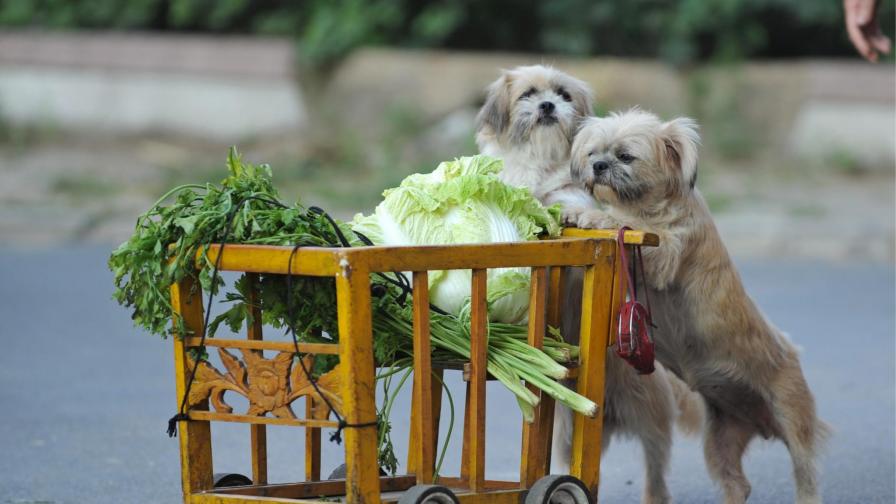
[182, 338, 339, 355]
[521, 266, 549, 487]
[408, 270, 436, 483]
[459, 269, 488, 491]
[245, 273, 269, 486]
[198, 235, 644, 275]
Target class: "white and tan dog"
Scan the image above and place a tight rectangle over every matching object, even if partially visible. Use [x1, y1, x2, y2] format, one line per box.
[477, 66, 702, 504]
[476, 65, 597, 212]
[567, 109, 828, 504]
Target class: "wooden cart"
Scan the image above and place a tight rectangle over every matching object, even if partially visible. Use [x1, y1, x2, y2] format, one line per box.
[170, 228, 657, 504]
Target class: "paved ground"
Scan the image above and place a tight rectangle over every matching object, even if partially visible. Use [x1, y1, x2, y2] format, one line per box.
[0, 246, 893, 503]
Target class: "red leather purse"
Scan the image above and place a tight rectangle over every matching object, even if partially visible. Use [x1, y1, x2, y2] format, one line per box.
[615, 227, 656, 375]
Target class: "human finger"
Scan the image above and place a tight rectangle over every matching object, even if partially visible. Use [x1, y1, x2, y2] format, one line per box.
[855, 0, 876, 24]
[847, 17, 875, 59]
[868, 30, 892, 55]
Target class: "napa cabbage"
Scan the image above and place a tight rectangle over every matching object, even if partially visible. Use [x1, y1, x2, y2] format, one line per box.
[351, 155, 561, 323]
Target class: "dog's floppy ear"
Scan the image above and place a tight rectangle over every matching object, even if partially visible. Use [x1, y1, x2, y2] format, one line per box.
[569, 117, 596, 184]
[565, 75, 595, 123]
[660, 117, 700, 192]
[476, 71, 513, 136]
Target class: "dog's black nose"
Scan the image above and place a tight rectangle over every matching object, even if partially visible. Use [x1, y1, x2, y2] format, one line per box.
[593, 160, 609, 173]
[539, 101, 555, 114]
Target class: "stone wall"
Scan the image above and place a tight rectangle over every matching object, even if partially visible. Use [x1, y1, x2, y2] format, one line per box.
[1, 33, 893, 167]
[0, 32, 307, 140]
[330, 49, 894, 169]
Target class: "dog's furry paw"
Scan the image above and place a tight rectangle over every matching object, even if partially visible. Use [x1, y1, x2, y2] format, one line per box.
[575, 209, 609, 229]
[561, 207, 587, 227]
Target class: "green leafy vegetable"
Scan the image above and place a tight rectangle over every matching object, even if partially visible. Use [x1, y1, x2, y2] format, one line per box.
[109, 148, 595, 475]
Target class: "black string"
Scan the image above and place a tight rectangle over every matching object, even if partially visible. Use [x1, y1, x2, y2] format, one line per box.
[167, 200, 436, 441]
[168, 194, 294, 437]
[308, 206, 414, 305]
[167, 199, 380, 442]
[168, 196, 247, 437]
[285, 244, 377, 444]
[307, 206, 449, 315]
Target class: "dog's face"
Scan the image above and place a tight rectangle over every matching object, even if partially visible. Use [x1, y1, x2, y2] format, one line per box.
[476, 65, 593, 159]
[570, 109, 700, 206]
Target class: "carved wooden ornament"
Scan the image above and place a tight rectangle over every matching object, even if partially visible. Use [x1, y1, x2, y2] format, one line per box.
[187, 348, 342, 420]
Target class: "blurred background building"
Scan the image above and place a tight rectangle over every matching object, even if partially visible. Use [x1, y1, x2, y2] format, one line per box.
[0, 0, 893, 259]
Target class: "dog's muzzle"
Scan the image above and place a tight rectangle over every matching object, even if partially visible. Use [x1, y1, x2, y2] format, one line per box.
[536, 101, 558, 125]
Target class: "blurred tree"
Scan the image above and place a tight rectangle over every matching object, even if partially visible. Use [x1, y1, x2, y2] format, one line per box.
[1, 0, 892, 67]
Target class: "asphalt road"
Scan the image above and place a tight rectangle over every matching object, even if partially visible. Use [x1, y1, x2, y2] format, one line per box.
[1, 246, 893, 503]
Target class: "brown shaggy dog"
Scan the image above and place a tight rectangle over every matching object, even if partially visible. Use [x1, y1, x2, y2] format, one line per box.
[566, 109, 828, 504]
[477, 67, 703, 503]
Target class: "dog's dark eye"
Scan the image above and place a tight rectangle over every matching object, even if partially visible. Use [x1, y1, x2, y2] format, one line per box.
[556, 87, 572, 102]
[617, 152, 636, 163]
[520, 87, 537, 100]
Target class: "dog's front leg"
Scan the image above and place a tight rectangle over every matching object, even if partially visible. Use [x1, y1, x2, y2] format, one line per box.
[571, 208, 622, 230]
[561, 206, 594, 227]
[573, 209, 682, 290]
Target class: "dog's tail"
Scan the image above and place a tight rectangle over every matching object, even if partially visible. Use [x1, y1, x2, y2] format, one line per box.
[668, 373, 704, 436]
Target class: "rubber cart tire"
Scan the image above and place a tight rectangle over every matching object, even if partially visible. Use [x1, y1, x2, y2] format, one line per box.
[212, 472, 252, 488]
[525, 474, 593, 504]
[397, 484, 460, 504]
[327, 463, 387, 480]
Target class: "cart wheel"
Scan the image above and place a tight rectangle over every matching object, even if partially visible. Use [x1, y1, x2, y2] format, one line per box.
[525, 475, 593, 504]
[327, 464, 347, 480]
[327, 463, 387, 480]
[397, 484, 460, 504]
[213, 472, 252, 488]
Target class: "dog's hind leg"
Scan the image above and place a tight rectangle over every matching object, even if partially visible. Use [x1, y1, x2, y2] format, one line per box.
[771, 369, 826, 504]
[638, 421, 672, 504]
[786, 440, 822, 504]
[607, 359, 674, 504]
[703, 408, 755, 504]
[549, 399, 616, 474]
[550, 402, 574, 474]
[634, 384, 673, 504]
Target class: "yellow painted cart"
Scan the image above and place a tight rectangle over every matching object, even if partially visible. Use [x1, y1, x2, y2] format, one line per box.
[170, 228, 657, 504]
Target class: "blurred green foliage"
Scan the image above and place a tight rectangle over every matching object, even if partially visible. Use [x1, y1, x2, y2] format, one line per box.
[686, 67, 757, 159]
[1, 0, 893, 67]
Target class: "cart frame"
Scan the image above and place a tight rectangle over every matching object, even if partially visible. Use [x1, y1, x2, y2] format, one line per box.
[170, 228, 658, 503]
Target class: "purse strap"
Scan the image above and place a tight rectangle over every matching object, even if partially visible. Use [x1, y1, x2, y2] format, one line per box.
[616, 227, 653, 324]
